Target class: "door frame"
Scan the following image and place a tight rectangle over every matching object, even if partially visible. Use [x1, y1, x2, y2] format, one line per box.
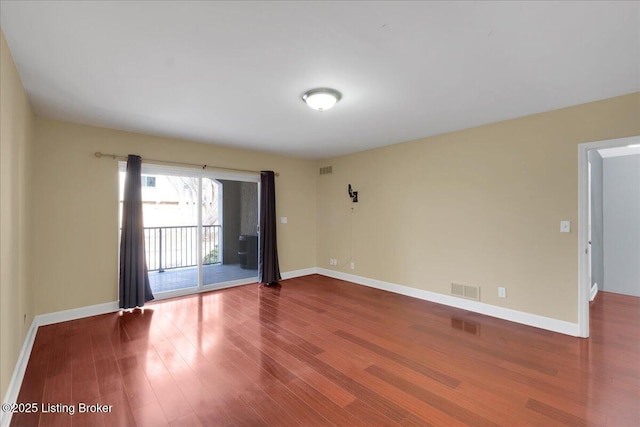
[118, 162, 261, 301]
[577, 135, 640, 338]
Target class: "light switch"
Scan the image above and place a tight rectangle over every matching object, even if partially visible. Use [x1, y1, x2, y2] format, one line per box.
[560, 220, 571, 233]
[280, 217, 288, 224]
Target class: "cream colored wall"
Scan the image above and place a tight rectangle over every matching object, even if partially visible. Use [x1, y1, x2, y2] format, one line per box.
[2, 31, 639, 402]
[317, 93, 640, 323]
[31, 118, 317, 315]
[0, 31, 35, 400]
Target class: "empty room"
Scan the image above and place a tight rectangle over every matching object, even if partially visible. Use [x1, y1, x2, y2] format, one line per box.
[1, 1, 639, 426]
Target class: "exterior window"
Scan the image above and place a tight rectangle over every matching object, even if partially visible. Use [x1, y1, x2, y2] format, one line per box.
[142, 176, 156, 188]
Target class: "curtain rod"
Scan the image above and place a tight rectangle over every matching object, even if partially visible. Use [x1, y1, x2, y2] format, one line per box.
[94, 152, 279, 177]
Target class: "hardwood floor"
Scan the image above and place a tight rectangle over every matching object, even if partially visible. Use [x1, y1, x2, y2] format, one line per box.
[10, 275, 640, 426]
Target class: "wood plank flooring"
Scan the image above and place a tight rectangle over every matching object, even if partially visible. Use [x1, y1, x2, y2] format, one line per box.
[10, 275, 640, 426]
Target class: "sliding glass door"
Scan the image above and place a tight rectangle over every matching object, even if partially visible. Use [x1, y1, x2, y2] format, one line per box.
[119, 163, 259, 298]
[202, 178, 258, 287]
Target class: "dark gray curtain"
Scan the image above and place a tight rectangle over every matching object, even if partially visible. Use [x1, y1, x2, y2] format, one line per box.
[119, 155, 154, 308]
[259, 171, 281, 285]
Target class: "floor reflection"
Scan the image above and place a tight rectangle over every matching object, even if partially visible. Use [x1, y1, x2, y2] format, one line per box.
[116, 308, 155, 387]
[259, 283, 281, 382]
[450, 317, 480, 335]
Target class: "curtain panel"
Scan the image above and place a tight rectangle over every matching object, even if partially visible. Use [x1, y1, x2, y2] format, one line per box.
[258, 171, 281, 285]
[119, 155, 154, 308]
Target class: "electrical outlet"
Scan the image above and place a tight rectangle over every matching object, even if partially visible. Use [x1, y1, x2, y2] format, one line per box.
[350, 262, 355, 270]
[329, 258, 333, 265]
[498, 287, 507, 298]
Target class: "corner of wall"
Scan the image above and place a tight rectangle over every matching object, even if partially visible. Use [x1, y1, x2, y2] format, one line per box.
[1, 28, 37, 404]
[314, 93, 640, 325]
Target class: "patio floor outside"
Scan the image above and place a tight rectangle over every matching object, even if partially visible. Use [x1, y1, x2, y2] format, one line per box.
[149, 263, 257, 293]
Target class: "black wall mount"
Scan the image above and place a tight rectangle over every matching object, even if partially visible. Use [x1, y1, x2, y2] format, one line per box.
[348, 184, 358, 203]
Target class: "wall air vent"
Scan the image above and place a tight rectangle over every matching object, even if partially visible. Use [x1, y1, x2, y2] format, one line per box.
[319, 166, 333, 175]
[451, 283, 480, 301]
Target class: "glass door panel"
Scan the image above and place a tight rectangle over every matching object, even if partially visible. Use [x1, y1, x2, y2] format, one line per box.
[201, 177, 221, 286]
[142, 174, 199, 293]
[202, 178, 258, 286]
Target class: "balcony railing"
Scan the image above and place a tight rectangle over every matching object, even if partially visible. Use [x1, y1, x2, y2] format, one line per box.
[144, 225, 221, 272]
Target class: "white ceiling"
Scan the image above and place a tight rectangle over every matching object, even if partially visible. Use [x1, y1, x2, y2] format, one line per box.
[1, 1, 639, 159]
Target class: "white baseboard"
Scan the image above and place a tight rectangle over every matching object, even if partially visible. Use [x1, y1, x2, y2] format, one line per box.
[1, 319, 37, 427]
[281, 267, 318, 280]
[34, 300, 119, 327]
[317, 268, 580, 337]
[590, 283, 598, 301]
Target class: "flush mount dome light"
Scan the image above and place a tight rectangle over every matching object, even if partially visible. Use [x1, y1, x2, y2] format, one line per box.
[302, 88, 341, 111]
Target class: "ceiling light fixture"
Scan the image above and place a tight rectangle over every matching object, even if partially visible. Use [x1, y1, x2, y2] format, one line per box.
[302, 88, 341, 111]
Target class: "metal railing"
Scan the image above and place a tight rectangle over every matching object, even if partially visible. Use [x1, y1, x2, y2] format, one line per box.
[144, 225, 221, 272]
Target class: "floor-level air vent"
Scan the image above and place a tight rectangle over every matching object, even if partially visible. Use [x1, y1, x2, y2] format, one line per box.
[451, 283, 480, 301]
[319, 166, 333, 175]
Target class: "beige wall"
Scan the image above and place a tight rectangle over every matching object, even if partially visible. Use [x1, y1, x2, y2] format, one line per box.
[1, 27, 638, 400]
[31, 118, 317, 315]
[0, 31, 35, 400]
[317, 93, 640, 323]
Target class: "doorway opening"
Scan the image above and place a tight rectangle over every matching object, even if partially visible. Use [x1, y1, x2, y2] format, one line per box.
[578, 135, 640, 337]
[119, 163, 259, 299]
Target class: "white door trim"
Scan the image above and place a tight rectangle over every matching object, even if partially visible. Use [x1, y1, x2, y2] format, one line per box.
[577, 135, 640, 338]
